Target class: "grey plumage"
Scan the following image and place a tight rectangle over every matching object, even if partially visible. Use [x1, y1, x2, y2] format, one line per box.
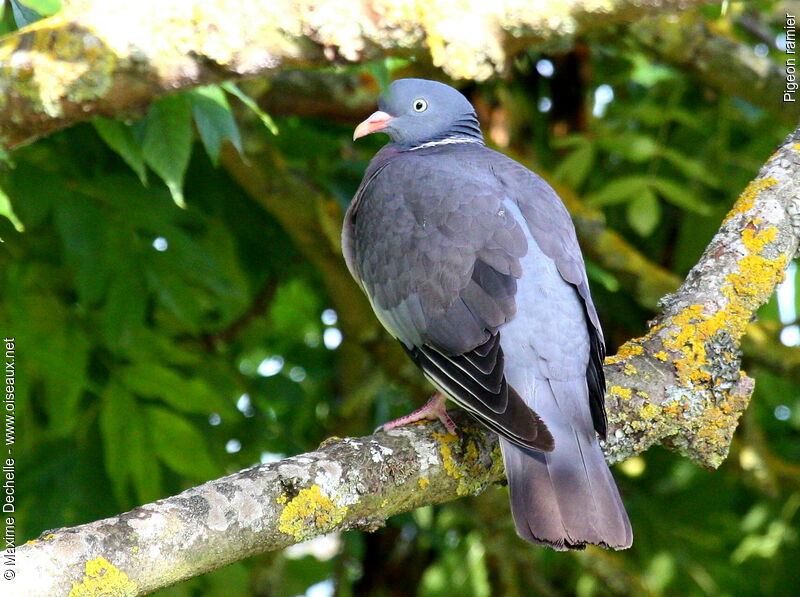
[344, 79, 632, 550]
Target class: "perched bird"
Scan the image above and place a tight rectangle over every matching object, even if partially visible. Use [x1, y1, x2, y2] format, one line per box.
[343, 79, 632, 550]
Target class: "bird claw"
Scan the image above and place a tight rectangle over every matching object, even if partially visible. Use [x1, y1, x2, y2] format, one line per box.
[375, 393, 457, 435]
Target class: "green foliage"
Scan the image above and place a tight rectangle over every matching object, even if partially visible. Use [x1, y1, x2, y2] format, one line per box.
[9, 0, 60, 27]
[92, 117, 148, 183]
[0, 184, 23, 234]
[189, 86, 243, 165]
[16, 0, 60, 16]
[141, 94, 194, 207]
[626, 188, 660, 237]
[2, 4, 799, 597]
[221, 82, 280, 135]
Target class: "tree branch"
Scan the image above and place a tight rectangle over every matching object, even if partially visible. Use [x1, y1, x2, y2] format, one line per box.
[0, 0, 714, 150]
[602, 130, 800, 467]
[14, 413, 502, 596]
[10, 126, 800, 597]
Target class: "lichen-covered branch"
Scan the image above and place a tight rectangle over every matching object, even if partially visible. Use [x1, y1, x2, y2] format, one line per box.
[12, 412, 502, 596]
[602, 132, 800, 468]
[0, 0, 713, 150]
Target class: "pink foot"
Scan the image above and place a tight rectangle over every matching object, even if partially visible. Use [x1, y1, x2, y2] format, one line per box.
[375, 393, 457, 434]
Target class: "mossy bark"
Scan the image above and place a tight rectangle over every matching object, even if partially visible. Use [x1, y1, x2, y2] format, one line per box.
[602, 132, 800, 468]
[1, 0, 715, 150]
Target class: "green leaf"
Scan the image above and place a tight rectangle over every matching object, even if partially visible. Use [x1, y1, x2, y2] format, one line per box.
[626, 188, 661, 236]
[146, 406, 218, 480]
[550, 134, 588, 150]
[42, 325, 89, 436]
[189, 85, 243, 165]
[100, 382, 162, 504]
[585, 261, 620, 292]
[10, 1, 40, 27]
[103, 265, 147, 349]
[585, 176, 650, 207]
[630, 54, 675, 87]
[92, 117, 147, 184]
[659, 147, 720, 188]
[8, 163, 59, 228]
[649, 177, 712, 215]
[144, 262, 205, 333]
[599, 132, 658, 162]
[221, 81, 279, 135]
[100, 382, 136, 504]
[17, 0, 61, 17]
[553, 141, 595, 189]
[126, 409, 163, 504]
[367, 61, 392, 93]
[142, 94, 193, 207]
[0, 184, 24, 232]
[120, 362, 238, 418]
[53, 193, 113, 304]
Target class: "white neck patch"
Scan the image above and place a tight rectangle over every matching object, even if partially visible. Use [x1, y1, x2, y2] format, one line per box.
[407, 137, 483, 151]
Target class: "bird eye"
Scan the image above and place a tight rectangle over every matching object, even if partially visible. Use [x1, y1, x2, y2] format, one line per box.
[413, 98, 428, 112]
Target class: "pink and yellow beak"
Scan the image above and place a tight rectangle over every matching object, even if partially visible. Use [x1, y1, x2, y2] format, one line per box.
[353, 111, 395, 140]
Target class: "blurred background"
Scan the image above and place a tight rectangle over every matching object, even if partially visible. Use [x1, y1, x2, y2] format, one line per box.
[2, 0, 800, 595]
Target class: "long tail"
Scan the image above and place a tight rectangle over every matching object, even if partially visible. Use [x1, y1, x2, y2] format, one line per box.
[500, 378, 632, 550]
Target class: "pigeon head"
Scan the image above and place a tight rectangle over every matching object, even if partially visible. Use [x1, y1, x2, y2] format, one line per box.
[353, 79, 483, 146]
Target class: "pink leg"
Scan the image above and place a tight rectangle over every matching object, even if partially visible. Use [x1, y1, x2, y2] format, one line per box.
[375, 393, 457, 434]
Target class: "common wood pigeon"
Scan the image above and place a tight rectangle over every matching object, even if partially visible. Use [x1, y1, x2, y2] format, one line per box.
[343, 78, 632, 550]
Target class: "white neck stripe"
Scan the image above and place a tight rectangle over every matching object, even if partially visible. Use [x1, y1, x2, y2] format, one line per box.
[407, 137, 483, 151]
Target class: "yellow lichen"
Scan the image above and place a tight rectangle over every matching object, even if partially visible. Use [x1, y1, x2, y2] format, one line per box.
[43, 533, 55, 540]
[741, 227, 777, 253]
[277, 493, 288, 504]
[317, 436, 341, 449]
[433, 431, 488, 496]
[604, 341, 642, 365]
[277, 485, 348, 542]
[723, 177, 778, 223]
[623, 363, 637, 376]
[68, 557, 138, 597]
[662, 400, 685, 418]
[662, 305, 713, 385]
[435, 432, 460, 480]
[659, 224, 786, 388]
[418, 477, 430, 489]
[609, 385, 632, 400]
[726, 254, 788, 304]
[653, 351, 668, 361]
[688, 389, 751, 468]
[640, 403, 661, 420]
[0, 19, 118, 120]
